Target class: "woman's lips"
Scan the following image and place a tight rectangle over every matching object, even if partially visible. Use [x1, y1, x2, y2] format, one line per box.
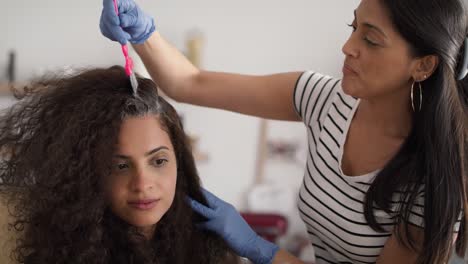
[128, 199, 159, 210]
[342, 63, 358, 76]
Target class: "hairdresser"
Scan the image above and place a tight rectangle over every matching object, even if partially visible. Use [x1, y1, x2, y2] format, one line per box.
[100, 0, 468, 263]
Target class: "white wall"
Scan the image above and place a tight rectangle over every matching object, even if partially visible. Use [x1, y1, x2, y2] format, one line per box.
[1, 0, 360, 209]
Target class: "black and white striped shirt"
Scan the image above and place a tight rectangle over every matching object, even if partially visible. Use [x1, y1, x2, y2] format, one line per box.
[293, 71, 437, 264]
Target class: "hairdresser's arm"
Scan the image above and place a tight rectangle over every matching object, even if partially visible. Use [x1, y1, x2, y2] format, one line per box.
[188, 188, 309, 264]
[376, 225, 423, 264]
[99, 0, 300, 121]
[133, 32, 301, 121]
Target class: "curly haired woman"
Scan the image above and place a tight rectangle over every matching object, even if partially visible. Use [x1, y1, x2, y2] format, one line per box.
[0, 66, 239, 264]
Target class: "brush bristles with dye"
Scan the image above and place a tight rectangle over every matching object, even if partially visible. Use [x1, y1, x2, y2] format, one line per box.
[129, 73, 139, 96]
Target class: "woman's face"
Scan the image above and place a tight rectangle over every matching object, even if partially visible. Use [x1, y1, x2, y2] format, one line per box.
[341, 0, 419, 99]
[103, 115, 177, 237]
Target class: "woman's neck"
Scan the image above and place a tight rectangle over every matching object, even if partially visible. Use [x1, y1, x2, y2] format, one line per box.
[356, 88, 413, 139]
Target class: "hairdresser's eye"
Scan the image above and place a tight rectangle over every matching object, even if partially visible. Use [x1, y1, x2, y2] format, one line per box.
[347, 22, 357, 32]
[151, 158, 168, 167]
[364, 37, 378, 47]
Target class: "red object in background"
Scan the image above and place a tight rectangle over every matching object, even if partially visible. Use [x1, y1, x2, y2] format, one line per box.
[240, 213, 288, 243]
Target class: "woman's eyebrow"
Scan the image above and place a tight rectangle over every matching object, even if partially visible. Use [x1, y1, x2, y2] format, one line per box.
[114, 146, 170, 159]
[144, 146, 169, 156]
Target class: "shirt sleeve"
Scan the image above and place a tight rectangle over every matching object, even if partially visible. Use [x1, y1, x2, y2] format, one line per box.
[292, 71, 341, 126]
[405, 189, 462, 232]
[405, 189, 425, 228]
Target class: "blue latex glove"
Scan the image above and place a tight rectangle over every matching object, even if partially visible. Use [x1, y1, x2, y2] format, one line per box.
[100, 0, 156, 45]
[188, 188, 280, 264]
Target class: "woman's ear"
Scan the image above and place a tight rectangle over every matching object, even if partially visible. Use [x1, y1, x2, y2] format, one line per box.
[412, 55, 439, 81]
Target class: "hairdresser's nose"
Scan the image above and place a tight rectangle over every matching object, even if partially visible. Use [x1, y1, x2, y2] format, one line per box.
[129, 166, 154, 192]
[342, 32, 360, 58]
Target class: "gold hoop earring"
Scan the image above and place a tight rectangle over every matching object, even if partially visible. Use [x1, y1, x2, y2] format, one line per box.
[411, 82, 423, 112]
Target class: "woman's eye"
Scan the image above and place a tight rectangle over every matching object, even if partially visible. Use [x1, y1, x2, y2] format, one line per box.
[116, 163, 129, 170]
[364, 37, 378, 46]
[152, 158, 168, 167]
[347, 22, 379, 47]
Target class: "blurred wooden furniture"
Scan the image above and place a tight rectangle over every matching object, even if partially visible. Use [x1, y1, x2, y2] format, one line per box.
[0, 196, 17, 264]
[240, 212, 288, 243]
[253, 119, 268, 185]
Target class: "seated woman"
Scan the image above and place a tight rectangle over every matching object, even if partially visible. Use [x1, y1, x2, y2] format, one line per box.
[0, 66, 239, 264]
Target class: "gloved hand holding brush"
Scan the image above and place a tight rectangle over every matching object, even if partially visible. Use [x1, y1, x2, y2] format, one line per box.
[100, 0, 156, 45]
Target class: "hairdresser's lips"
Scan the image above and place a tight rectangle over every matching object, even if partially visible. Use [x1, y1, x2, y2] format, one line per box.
[128, 199, 160, 210]
[342, 63, 359, 76]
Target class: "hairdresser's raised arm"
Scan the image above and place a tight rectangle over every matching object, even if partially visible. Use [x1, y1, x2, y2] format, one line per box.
[100, 0, 301, 121]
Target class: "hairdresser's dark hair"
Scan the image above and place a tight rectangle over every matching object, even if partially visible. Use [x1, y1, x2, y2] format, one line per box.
[0, 66, 238, 264]
[364, 0, 468, 263]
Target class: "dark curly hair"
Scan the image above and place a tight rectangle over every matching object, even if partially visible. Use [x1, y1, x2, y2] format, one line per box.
[0, 66, 239, 264]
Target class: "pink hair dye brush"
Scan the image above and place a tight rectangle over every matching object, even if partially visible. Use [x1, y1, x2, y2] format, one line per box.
[112, 0, 138, 95]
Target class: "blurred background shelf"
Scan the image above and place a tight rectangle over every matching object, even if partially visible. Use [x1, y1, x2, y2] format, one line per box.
[0, 83, 11, 95]
[0, 83, 24, 96]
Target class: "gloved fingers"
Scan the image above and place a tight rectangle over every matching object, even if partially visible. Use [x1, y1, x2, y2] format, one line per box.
[203, 219, 218, 231]
[118, 31, 132, 45]
[101, 0, 119, 22]
[102, 0, 115, 13]
[101, 0, 122, 30]
[99, 20, 113, 39]
[101, 9, 120, 27]
[187, 196, 216, 219]
[119, 13, 139, 28]
[196, 219, 219, 232]
[200, 187, 223, 209]
[100, 20, 131, 45]
[118, 0, 137, 15]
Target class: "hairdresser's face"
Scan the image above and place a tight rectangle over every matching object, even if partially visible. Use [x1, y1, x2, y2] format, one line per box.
[341, 0, 416, 99]
[103, 115, 177, 236]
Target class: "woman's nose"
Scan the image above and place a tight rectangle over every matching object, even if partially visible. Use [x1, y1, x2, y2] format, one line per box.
[342, 33, 359, 58]
[130, 166, 154, 192]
